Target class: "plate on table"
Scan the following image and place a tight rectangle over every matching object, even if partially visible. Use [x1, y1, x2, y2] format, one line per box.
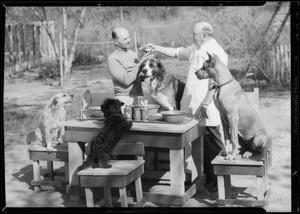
[88, 106, 101, 110]
[76, 117, 103, 121]
[88, 106, 103, 118]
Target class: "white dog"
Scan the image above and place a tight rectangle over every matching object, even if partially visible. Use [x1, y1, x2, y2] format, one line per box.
[34, 93, 73, 152]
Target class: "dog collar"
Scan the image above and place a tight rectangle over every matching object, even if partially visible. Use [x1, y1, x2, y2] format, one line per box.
[210, 77, 235, 90]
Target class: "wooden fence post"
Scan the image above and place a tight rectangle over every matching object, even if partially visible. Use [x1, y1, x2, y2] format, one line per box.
[134, 31, 137, 53]
[33, 23, 37, 66]
[280, 45, 284, 83]
[269, 44, 291, 85]
[40, 21, 45, 59]
[285, 45, 291, 83]
[15, 24, 21, 71]
[38, 22, 43, 62]
[22, 25, 27, 62]
[276, 45, 280, 83]
[19, 24, 25, 64]
[274, 46, 277, 83]
[38, 25, 42, 63]
[60, 32, 63, 88]
[8, 25, 15, 74]
[49, 21, 55, 60]
[63, 7, 68, 75]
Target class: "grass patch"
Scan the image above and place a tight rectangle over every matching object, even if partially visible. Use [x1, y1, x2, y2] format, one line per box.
[4, 110, 39, 137]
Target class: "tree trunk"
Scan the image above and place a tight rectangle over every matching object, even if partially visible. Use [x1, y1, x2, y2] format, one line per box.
[63, 7, 68, 75]
[33, 8, 60, 64]
[120, 7, 124, 23]
[65, 7, 86, 75]
[272, 8, 290, 45]
[41, 22, 59, 62]
[263, 2, 282, 36]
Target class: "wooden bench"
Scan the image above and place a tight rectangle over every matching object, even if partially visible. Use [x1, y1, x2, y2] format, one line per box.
[77, 142, 145, 207]
[211, 88, 272, 207]
[26, 131, 69, 191]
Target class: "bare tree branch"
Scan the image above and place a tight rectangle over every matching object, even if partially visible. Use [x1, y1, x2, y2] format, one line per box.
[41, 7, 47, 20]
[232, 44, 269, 82]
[65, 7, 87, 74]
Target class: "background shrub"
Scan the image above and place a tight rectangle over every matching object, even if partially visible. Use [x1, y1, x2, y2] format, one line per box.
[38, 62, 60, 80]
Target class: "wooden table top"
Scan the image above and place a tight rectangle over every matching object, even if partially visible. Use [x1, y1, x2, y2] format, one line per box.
[62, 117, 200, 134]
[212, 154, 264, 166]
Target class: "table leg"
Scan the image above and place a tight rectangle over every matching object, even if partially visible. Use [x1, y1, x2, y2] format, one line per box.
[217, 175, 231, 199]
[190, 135, 204, 181]
[170, 149, 185, 195]
[67, 142, 84, 201]
[217, 175, 226, 200]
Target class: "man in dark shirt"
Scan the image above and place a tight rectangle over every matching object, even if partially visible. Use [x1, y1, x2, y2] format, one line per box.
[107, 27, 153, 112]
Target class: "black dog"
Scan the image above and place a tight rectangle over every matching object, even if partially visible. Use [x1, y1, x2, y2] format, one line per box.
[83, 98, 133, 168]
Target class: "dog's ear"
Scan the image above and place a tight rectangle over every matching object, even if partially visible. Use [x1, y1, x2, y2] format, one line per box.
[156, 60, 164, 70]
[206, 52, 216, 68]
[118, 101, 125, 106]
[138, 62, 146, 82]
[206, 52, 212, 62]
[156, 60, 166, 77]
[138, 61, 145, 74]
[51, 96, 58, 105]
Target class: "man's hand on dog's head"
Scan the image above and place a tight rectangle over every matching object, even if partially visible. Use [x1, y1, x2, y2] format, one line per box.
[140, 52, 154, 64]
[140, 43, 155, 53]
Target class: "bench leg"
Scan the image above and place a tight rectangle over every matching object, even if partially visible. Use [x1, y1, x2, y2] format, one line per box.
[85, 188, 94, 207]
[64, 162, 69, 182]
[33, 160, 41, 192]
[154, 151, 159, 170]
[119, 187, 128, 207]
[264, 175, 269, 191]
[257, 176, 264, 200]
[135, 177, 143, 202]
[47, 161, 54, 180]
[103, 187, 113, 207]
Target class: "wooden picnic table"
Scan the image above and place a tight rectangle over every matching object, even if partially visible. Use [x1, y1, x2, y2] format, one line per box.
[62, 117, 206, 206]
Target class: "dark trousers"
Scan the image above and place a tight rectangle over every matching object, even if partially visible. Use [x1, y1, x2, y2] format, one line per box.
[203, 126, 225, 184]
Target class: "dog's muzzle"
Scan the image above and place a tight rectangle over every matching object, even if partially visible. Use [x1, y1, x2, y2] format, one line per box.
[140, 69, 151, 79]
[195, 69, 208, 80]
[65, 95, 74, 104]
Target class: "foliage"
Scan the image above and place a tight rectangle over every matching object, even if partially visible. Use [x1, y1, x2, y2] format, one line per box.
[5, 5, 290, 80]
[38, 62, 60, 80]
[72, 51, 98, 65]
[4, 109, 40, 136]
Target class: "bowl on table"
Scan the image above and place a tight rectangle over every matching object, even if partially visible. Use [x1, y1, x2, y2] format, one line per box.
[88, 106, 103, 118]
[145, 104, 160, 116]
[160, 110, 187, 123]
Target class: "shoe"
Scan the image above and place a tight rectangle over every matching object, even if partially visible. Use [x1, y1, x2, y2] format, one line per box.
[208, 183, 218, 193]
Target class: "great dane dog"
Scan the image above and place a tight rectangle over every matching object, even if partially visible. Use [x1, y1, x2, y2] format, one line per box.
[195, 52, 270, 161]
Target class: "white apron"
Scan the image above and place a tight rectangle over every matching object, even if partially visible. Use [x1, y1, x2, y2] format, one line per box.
[179, 42, 226, 127]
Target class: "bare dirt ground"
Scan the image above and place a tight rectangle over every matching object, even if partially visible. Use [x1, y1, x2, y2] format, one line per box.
[3, 66, 291, 211]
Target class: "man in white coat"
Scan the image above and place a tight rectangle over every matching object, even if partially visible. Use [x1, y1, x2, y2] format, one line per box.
[145, 22, 228, 192]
